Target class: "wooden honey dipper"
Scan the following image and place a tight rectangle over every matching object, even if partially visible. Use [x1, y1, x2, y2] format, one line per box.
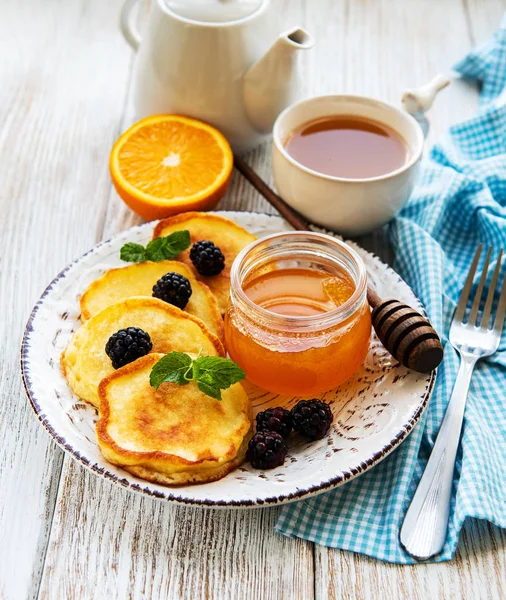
[234, 155, 443, 373]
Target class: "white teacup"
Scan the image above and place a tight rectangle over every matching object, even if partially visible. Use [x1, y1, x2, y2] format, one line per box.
[272, 95, 425, 236]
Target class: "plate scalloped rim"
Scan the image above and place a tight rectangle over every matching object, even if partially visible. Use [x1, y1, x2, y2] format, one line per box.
[21, 211, 435, 508]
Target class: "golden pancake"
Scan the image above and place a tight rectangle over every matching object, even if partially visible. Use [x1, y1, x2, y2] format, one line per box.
[61, 297, 224, 407]
[153, 212, 257, 314]
[96, 354, 252, 485]
[79, 261, 223, 341]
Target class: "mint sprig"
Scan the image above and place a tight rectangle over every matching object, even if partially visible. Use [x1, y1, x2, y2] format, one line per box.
[150, 352, 246, 400]
[120, 230, 190, 263]
[119, 242, 146, 263]
[151, 352, 193, 386]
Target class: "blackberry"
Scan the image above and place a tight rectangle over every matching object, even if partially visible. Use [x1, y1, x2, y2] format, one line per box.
[105, 327, 152, 369]
[255, 407, 292, 439]
[291, 400, 333, 441]
[247, 432, 287, 470]
[190, 240, 225, 276]
[152, 272, 192, 309]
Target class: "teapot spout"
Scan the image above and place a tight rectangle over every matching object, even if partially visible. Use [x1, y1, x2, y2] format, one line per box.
[243, 27, 314, 134]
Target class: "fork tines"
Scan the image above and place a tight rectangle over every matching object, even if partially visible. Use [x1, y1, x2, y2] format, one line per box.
[457, 245, 506, 332]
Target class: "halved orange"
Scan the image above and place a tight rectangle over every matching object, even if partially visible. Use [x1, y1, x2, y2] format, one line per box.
[110, 115, 233, 220]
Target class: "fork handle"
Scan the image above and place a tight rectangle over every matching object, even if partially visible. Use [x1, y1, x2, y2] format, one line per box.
[400, 357, 475, 559]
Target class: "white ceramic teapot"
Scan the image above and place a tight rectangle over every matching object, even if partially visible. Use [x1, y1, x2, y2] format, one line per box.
[120, 0, 314, 152]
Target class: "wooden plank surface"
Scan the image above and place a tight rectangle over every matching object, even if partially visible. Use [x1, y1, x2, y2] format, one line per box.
[39, 462, 314, 600]
[1, 0, 505, 598]
[466, 0, 506, 45]
[0, 2, 132, 599]
[315, 521, 506, 600]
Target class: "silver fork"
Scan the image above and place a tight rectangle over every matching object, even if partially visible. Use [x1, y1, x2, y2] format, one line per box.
[400, 245, 506, 560]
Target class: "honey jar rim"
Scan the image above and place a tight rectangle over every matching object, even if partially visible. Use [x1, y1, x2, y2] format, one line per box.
[229, 231, 368, 331]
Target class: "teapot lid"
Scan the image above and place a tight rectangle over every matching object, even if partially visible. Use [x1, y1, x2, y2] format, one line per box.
[164, 0, 264, 23]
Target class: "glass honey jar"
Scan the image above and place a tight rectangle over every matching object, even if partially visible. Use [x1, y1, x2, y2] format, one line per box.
[224, 232, 371, 396]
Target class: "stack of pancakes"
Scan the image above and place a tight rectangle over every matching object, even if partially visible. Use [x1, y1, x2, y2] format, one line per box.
[61, 213, 256, 485]
[97, 354, 250, 485]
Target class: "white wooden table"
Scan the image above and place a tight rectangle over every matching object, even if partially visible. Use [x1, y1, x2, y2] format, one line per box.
[2, 1, 506, 598]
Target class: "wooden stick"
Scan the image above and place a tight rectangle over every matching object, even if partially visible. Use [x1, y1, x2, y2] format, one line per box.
[366, 287, 382, 307]
[233, 155, 309, 231]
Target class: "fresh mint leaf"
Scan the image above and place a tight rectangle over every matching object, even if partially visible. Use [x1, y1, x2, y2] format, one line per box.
[120, 230, 190, 263]
[146, 230, 191, 261]
[197, 380, 223, 400]
[145, 237, 168, 262]
[149, 352, 193, 390]
[120, 242, 146, 263]
[149, 352, 246, 400]
[160, 230, 191, 259]
[193, 356, 246, 390]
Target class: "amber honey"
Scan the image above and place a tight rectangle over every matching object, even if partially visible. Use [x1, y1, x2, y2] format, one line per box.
[244, 268, 355, 316]
[224, 232, 372, 397]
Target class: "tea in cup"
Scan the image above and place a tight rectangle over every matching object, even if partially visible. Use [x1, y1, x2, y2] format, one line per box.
[272, 95, 425, 235]
[285, 115, 408, 179]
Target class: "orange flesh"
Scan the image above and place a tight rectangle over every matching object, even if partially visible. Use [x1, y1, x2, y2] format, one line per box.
[117, 120, 227, 199]
[225, 268, 372, 396]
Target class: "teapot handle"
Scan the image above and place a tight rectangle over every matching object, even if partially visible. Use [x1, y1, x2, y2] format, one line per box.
[120, 0, 142, 51]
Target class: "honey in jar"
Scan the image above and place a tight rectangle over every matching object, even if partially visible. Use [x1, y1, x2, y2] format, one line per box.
[224, 232, 372, 396]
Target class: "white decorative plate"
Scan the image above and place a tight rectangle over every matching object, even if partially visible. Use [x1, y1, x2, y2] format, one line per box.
[21, 211, 434, 507]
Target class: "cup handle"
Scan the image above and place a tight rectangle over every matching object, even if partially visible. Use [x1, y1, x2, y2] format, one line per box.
[120, 0, 142, 51]
[402, 74, 451, 137]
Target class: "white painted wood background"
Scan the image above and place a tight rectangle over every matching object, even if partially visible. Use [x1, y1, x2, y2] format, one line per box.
[1, 1, 506, 598]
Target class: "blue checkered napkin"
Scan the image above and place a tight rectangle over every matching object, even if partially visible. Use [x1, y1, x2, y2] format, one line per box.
[275, 17, 506, 563]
